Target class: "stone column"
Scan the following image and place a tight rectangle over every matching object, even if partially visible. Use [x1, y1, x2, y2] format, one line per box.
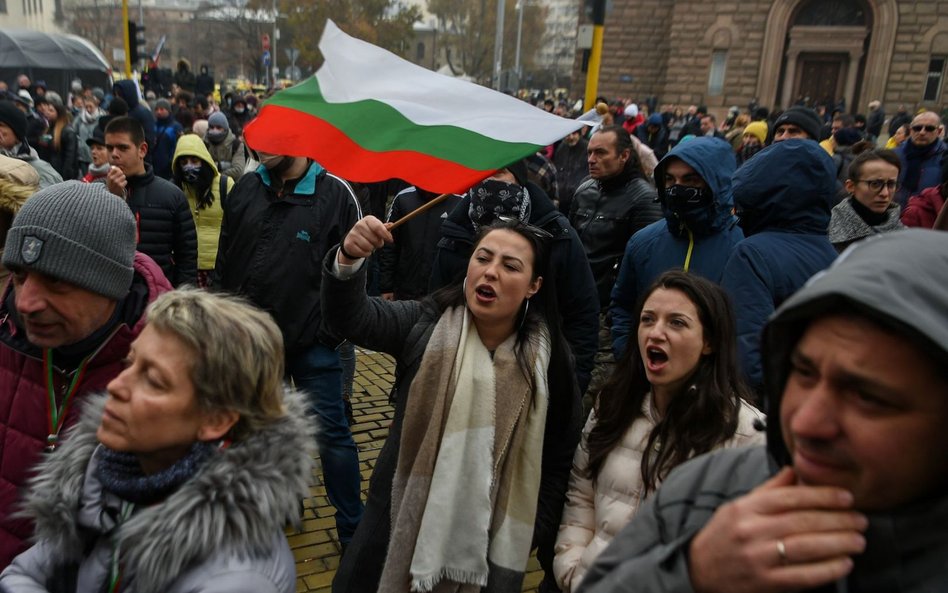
[781, 50, 801, 109]
[844, 49, 864, 112]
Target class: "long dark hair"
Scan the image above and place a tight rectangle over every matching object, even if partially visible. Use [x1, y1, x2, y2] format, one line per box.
[431, 218, 579, 433]
[585, 270, 753, 492]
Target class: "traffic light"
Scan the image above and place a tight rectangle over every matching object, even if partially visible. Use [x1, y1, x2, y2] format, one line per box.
[128, 20, 146, 63]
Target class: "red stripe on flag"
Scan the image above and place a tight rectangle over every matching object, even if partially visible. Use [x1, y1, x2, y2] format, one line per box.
[243, 105, 495, 194]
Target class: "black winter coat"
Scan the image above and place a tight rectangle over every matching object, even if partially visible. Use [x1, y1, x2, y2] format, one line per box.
[568, 170, 661, 309]
[430, 183, 600, 394]
[553, 139, 590, 215]
[213, 163, 362, 354]
[125, 165, 197, 287]
[41, 125, 79, 180]
[378, 187, 462, 301]
[324, 253, 583, 593]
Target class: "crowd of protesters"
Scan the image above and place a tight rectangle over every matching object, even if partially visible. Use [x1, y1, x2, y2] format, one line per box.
[0, 67, 946, 593]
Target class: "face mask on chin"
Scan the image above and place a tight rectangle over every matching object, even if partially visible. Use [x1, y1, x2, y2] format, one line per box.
[259, 154, 295, 178]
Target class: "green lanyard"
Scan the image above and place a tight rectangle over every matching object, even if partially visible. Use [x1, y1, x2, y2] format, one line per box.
[43, 349, 92, 452]
[108, 501, 135, 593]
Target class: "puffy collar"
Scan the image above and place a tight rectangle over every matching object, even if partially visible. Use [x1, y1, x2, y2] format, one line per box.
[19, 388, 316, 593]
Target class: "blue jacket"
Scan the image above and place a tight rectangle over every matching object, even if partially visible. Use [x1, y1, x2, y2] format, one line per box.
[610, 137, 743, 357]
[722, 139, 837, 392]
[153, 116, 183, 179]
[113, 80, 157, 150]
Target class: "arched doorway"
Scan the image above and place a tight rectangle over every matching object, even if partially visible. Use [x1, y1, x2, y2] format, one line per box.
[779, 0, 869, 111]
[756, 0, 898, 113]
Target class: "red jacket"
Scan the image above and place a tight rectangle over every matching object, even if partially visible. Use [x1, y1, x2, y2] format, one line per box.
[0, 252, 171, 568]
[901, 185, 946, 229]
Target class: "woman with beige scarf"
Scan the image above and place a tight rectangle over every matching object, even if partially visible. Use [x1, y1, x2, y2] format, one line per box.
[323, 208, 582, 593]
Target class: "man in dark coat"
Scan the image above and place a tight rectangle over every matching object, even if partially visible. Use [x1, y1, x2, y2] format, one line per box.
[552, 130, 589, 215]
[894, 110, 946, 207]
[378, 186, 462, 302]
[111, 80, 156, 158]
[578, 230, 948, 593]
[104, 117, 197, 287]
[212, 148, 365, 548]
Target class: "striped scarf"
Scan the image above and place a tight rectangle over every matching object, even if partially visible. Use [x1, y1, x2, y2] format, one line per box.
[379, 305, 550, 593]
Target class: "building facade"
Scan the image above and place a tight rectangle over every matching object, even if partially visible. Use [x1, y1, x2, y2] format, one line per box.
[572, 0, 948, 113]
[0, 0, 61, 33]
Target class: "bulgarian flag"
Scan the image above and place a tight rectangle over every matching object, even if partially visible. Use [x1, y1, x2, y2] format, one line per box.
[243, 20, 583, 194]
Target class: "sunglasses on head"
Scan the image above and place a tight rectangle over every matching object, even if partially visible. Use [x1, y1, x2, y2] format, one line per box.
[912, 124, 938, 133]
[495, 215, 554, 239]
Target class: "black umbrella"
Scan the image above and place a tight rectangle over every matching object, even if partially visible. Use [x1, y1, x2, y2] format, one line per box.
[1, 28, 112, 96]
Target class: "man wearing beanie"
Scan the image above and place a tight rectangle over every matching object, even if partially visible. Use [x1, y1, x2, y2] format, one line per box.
[204, 110, 246, 181]
[152, 98, 183, 180]
[0, 101, 62, 189]
[0, 181, 172, 567]
[772, 106, 823, 142]
[104, 116, 197, 287]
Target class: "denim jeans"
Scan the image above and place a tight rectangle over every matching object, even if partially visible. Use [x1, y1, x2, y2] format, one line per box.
[286, 343, 364, 543]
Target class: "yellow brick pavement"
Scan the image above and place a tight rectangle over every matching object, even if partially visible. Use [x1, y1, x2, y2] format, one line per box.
[291, 348, 544, 593]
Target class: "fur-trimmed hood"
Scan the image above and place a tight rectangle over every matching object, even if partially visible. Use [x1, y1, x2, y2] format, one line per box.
[16, 387, 316, 593]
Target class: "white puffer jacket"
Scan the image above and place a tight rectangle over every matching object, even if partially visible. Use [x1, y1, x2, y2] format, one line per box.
[553, 396, 765, 592]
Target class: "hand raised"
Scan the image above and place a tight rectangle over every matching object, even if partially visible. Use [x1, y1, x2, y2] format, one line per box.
[339, 216, 394, 262]
[688, 467, 867, 593]
[106, 166, 128, 199]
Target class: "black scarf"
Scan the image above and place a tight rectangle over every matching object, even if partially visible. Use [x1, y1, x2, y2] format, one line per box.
[901, 140, 938, 194]
[599, 157, 641, 194]
[848, 196, 889, 227]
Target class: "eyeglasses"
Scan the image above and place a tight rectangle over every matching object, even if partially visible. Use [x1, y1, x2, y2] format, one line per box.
[495, 215, 554, 239]
[856, 179, 899, 193]
[911, 125, 938, 133]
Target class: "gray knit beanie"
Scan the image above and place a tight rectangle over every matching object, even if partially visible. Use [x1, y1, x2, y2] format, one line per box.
[3, 181, 137, 299]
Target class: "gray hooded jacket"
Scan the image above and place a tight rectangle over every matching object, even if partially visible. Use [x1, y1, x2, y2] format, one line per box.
[577, 229, 948, 593]
[0, 389, 316, 593]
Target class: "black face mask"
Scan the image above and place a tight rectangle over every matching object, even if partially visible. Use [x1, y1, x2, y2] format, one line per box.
[663, 184, 716, 235]
[467, 179, 530, 230]
[741, 143, 763, 162]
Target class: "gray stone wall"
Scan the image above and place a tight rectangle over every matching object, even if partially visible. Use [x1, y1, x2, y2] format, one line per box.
[573, 0, 948, 115]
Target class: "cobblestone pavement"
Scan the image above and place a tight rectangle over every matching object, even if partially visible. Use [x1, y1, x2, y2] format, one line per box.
[291, 348, 544, 593]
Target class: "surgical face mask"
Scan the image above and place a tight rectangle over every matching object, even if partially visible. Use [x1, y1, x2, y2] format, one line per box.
[234, 107, 245, 114]
[663, 184, 716, 235]
[182, 162, 202, 183]
[258, 153, 294, 178]
[206, 127, 227, 143]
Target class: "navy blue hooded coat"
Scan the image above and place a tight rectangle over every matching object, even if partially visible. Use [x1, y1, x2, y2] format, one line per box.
[112, 80, 157, 152]
[610, 137, 743, 357]
[721, 139, 837, 392]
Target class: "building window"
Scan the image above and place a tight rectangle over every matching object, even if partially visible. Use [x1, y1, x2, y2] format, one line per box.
[924, 57, 946, 102]
[708, 50, 727, 96]
[794, 0, 866, 26]
[416, 42, 425, 62]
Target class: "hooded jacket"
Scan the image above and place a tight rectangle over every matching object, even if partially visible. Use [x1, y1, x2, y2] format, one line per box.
[0, 253, 171, 567]
[2, 141, 62, 189]
[111, 81, 156, 151]
[204, 129, 247, 181]
[0, 386, 315, 593]
[610, 138, 744, 357]
[431, 183, 599, 393]
[576, 229, 948, 593]
[721, 140, 838, 392]
[152, 114, 183, 180]
[172, 134, 234, 270]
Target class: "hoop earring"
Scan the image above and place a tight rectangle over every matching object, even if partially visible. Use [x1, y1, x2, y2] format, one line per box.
[462, 278, 468, 309]
[518, 299, 530, 332]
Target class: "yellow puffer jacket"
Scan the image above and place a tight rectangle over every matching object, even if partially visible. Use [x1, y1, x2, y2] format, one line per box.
[172, 135, 234, 271]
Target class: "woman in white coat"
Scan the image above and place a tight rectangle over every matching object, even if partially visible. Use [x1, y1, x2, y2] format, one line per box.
[554, 271, 765, 592]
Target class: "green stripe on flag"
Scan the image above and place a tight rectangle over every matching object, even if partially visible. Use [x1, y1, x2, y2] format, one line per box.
[265, 78, 544, 171]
